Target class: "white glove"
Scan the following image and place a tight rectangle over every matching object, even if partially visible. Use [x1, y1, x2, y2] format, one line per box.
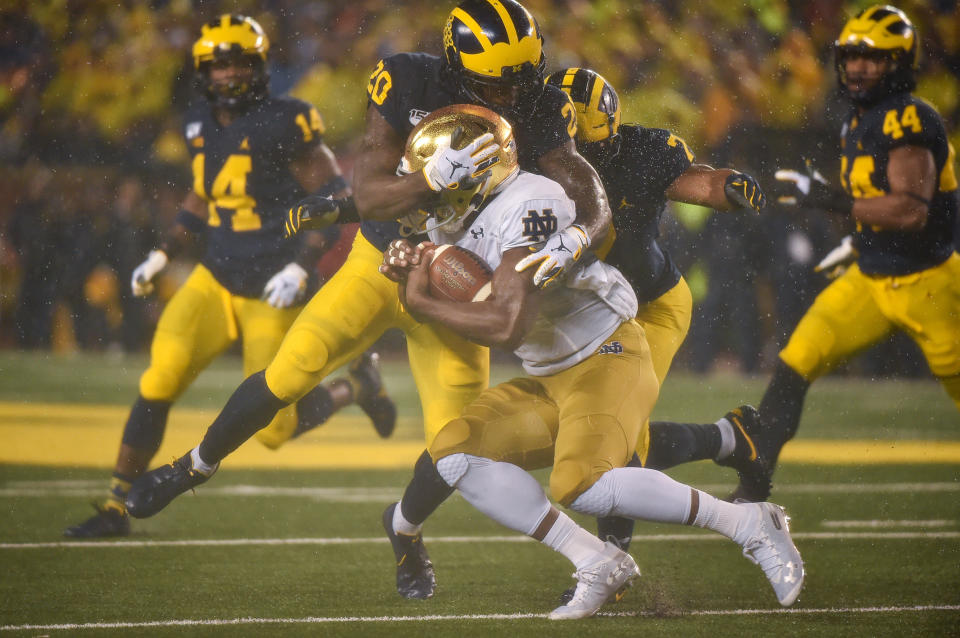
[814, 235, 858, 279]
[514, 224, 590, 289]
[422, 132, 499, 192]
[131, 250, 169, 297]
[262, 263, 308, 308]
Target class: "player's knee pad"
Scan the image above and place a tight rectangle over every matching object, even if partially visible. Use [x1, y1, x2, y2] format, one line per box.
[435, 452, 472, 487]
[568, 472, 616, 517]
[428, 416, 476, 461]
[549, 458, 601, 508]
[264, 332, 330, 404]
[139, 365, 186, 403]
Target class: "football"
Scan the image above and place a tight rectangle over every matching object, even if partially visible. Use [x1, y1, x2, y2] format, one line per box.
[428, 245, 493, 303]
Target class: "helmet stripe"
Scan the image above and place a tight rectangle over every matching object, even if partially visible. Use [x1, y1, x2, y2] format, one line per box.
[588, 74, 606, 114]
[487, 0, 519, 45]
[451, 8, 494, 51]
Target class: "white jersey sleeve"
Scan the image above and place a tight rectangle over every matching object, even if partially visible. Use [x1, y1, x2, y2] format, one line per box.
[431, 172, 638, 376]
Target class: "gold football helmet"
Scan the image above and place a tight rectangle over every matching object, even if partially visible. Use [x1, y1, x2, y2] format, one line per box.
[193, 14, 270, 108]
[835, 5, 918, 104]
[545, 67, 621, 166]
[399, 104, 519, 234]
[442, 0, 546, 121]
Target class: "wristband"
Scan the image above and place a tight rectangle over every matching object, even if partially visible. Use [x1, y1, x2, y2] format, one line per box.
[175, 209, 207, 234]
[314, 175, 349, 197]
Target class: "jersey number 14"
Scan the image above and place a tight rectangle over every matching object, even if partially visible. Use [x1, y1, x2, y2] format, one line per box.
[193, 153, 261, 231]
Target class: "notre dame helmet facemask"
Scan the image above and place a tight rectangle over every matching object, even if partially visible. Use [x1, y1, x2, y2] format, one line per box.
[546, 67, 621, 166]
[399, 104, 519, 234]
[442, 0, 546, 122]
[835, 4, 918, 106]
[193, 14, 270, 109]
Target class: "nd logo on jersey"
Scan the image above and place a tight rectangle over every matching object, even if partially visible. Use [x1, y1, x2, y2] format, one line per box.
[522, 209, 558, 242]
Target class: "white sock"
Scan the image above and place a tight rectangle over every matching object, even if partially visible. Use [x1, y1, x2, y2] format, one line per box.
[540, 510, 607, 569]
[190, 446, 218, 476]
[392, 500, 422, 536]
[692, 491, 756, 544]
[572, 467, 756, 546]
[714, 418, 735, 460]
[574, 467, 695, 523]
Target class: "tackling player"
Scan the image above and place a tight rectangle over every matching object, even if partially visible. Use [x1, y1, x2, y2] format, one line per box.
[64, 15, 395, 538]
[379, 67, 773, 601]
[122, 1, 609, 584]
[703, 5, 959, 502]
[388, 105, 803, 619]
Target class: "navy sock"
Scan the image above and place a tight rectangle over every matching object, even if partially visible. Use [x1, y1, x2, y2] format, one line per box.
[198, 371, 288, 463]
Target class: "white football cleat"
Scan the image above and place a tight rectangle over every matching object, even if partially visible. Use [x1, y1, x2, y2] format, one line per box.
[740, 502, 805, 606]
[548, 541, 641, 620]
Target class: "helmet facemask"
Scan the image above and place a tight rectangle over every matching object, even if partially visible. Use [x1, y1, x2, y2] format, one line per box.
[197, 50, 268, 110]
[545, 67, 622, 166]
[442, 0, 547, 122]
[834, 5, 917, 107]
[193, 15, 270, 111]
[400, 104, 520, 234]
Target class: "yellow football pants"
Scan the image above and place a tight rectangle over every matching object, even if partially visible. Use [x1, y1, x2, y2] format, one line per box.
[634, 277, 693, 463]
[265, 232, 490, 446]
[139, 264, 303, 448]
[430, 320, 660, 506]
[780, 254, 960, 410]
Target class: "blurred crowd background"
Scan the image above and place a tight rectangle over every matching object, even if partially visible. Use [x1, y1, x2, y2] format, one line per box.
[1, 0, 958, 379]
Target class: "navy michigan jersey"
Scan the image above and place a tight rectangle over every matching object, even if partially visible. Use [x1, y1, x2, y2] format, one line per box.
[599, 125, 693, 303]
[362, 52, 576, 250]
[184, 96, 324, 297]
[840, 92, 958, 275]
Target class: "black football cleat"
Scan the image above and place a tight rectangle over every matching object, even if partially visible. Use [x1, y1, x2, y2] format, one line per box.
[64, 503, 130, 538]
[350, 352, 397, 439]
[125, 451, 216, 519]
[715, 405, 773, 503]
[382, 502, 436, 599]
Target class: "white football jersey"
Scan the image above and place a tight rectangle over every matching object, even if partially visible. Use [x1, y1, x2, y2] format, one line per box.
[429, 171, 638, 376]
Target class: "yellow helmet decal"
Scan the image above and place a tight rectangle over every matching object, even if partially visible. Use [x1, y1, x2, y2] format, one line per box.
[547, 67, 620, 144]
[447, 1, 542, 78]
[192, 14, 269, 68]
[837, 5, 914, 56]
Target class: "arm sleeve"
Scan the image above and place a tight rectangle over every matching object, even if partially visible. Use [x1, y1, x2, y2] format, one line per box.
[635, 127, 695, 196]
[278, 99, 325, 159]
[366, 55, 411, 135]
[876, 99, 946, 154]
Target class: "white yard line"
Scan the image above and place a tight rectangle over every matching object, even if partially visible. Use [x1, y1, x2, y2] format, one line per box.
[2, 605, 958, 632]
[2, 481, 959, 500]
[3, 530, 959, 550]
[822, 519, 955, 528]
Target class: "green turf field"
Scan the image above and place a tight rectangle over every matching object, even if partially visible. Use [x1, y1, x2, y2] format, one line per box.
[1, 351, 958, 636]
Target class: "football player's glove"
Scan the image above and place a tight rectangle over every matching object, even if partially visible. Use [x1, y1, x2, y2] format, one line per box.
[421, 131, 499, 193]
[724, 172, 766, 213]
[131, 250, 169, 297]
[515, 224, 590, 289]
[814, 235, 858, 279]
[262, 262, 308, 308]
[775, 161, 853, 214]
[285, 195, 342, 238]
